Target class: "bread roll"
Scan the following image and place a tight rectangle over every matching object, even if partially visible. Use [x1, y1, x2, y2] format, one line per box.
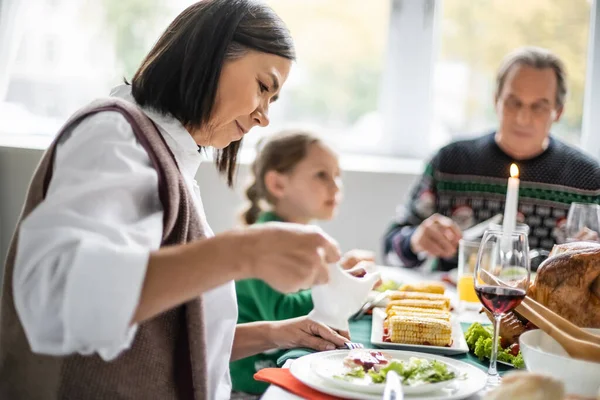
[484, 371, 565, 400]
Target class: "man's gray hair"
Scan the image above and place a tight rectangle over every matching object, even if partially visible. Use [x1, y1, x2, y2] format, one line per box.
[496, 46, 567, 108]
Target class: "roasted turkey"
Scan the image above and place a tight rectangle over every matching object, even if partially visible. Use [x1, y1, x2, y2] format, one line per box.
[529, 241, 600, 327]
[485, 241, 600, 344]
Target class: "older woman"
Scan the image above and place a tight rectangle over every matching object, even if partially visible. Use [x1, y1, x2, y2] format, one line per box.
[0, 1, 347, 399]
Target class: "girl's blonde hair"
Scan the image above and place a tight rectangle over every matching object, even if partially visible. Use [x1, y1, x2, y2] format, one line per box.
[241, 130, 322, 225]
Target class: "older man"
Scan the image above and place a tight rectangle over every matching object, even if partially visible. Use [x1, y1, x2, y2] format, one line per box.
[384, 46, 600, 272]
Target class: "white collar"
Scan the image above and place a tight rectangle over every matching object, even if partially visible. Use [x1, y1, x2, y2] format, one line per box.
[109, 84, 203, 179]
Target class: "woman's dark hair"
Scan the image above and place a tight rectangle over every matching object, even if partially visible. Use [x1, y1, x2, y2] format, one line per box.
[131, 0, 296, 186]
[242, 130, 322, 225]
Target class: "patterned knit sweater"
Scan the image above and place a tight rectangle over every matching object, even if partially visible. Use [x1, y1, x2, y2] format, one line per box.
[384, 133, 600, 271]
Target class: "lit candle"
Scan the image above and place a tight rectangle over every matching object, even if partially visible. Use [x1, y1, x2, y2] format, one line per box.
[502, 164, 520, 249]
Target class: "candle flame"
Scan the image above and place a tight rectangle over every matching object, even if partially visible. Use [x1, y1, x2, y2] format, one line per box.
[510, 163, 519, 178]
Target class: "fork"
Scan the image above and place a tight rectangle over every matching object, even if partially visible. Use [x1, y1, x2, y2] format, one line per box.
[342, 341, 364, 350]
[350, 290, 389, 321]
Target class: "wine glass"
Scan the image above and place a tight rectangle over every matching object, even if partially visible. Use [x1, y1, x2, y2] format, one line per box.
[565, 202, 600, 242]
[474, 229, 530, 388]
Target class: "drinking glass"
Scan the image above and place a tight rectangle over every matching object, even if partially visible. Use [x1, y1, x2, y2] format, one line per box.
[566, 202, 600, 242]
[457, 240, 482, 310]
[474, 229, 530, 388]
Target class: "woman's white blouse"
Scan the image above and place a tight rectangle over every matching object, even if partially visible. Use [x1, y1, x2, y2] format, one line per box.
[13, 84, 238, 399]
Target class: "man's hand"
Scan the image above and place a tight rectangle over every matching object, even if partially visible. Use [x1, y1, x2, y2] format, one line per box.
[410, 214, 462, 258]
[269, 316, 350, 352]
[574, 227, 600, 242]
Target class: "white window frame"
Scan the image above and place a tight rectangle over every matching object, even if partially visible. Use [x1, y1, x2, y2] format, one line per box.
[0, 0, 598, 161]
[379, 0, 441, 159]
[382, 0, 600, 160]
[582, 0, 600, 159]
[0, 0, 27, 100]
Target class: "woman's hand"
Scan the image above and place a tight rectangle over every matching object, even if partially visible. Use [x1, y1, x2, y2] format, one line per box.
[269, 316, 350, 351]
[231, 317, 349, 361]
[236, 222, 341, 293]
[135, 223, 339, 325]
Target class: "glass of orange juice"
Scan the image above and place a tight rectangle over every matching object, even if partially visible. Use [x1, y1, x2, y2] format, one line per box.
[457, 239, 481, 310]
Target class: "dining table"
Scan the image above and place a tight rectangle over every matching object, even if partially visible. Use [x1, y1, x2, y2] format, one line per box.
[260, 265, 515, 400]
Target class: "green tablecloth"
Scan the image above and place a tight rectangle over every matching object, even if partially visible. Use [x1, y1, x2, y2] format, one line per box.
[277, 317, 514, 376]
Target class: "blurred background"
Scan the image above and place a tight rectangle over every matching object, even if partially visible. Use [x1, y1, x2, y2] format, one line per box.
[0, 0, 598, 264]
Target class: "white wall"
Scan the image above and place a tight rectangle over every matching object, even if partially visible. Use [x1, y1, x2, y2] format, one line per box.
[0, 146, 44, 262]
[0, 146, 420, 276]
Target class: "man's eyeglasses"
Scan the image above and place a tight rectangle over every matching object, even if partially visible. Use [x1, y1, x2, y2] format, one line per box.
[502, 97, 556, 118]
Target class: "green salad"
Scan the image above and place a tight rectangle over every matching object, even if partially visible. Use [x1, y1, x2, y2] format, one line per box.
[464, 322, 525, 369]
[374, 279, 401, 292]
[338, 357, 456, 386]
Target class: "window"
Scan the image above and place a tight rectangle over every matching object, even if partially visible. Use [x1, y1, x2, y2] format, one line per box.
[0, 0, 598, 159]
[433, 0, 592, 147]
[0, 0, 184, 137]
[254, 0, 390, 155]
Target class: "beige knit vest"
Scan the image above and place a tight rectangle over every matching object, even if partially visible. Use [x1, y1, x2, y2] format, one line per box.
[0, 98, 208, 399]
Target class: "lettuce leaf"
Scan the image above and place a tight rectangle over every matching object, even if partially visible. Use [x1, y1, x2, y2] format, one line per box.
[366, 358, 455, 385]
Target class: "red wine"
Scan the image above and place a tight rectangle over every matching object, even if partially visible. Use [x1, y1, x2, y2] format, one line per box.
[476, 286, 526, 314]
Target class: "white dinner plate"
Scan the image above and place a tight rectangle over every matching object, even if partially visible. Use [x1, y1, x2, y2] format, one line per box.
[290, 349, 487, 400]
[370, 308, 469, 356]
[310, 350, 459, 395]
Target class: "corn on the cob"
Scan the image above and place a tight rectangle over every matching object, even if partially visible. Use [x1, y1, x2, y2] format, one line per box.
[386, 305, 449, 315]
[388, 291, 450, 308]
[387, 315, 452, 346]
[389, 291, 447, 301]
[386, 307, 451, 321]
[386, 299, 449, 311]
[398, 282, 445, 295]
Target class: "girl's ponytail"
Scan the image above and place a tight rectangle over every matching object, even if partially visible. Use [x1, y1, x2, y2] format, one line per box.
[242, 180, 262, 225]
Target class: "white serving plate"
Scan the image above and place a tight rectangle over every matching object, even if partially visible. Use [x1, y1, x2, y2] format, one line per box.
[370, 308, 469, 356]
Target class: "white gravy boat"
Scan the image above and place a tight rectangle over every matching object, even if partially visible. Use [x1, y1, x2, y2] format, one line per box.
[308, 262, 380, 331]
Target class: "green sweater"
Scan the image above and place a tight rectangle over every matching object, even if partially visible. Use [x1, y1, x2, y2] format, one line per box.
[230, 211, 314, 394]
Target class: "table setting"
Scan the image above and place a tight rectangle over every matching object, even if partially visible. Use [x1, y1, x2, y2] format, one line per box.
[258, 265, 519, 399]
[258, 164, 600, 400]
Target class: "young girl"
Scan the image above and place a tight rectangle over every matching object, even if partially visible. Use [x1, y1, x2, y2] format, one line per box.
[230, 130, 375, 395]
